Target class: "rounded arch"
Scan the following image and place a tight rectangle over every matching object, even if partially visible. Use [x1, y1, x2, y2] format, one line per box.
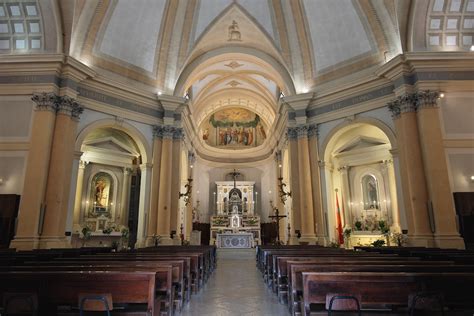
[75, 118, 152, 163]
[321, 117, 397, 162]
[174, 47, 296, 97]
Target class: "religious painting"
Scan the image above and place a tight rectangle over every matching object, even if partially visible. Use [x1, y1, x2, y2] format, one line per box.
[90, 172, 114, 215]
[200, 107, 267, 149]
[361, 174, 379, 210]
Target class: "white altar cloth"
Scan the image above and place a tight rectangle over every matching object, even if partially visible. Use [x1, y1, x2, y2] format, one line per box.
[216, 233, 253, 248]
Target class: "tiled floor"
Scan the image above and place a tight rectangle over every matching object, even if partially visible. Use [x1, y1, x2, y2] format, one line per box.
[181, 248, 289, 316]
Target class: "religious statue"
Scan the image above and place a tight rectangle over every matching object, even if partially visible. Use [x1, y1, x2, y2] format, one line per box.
[362, 175, 379, 209]
[228, 20, 241, 41]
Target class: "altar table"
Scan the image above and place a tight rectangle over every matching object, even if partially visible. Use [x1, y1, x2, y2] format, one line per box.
[216, 233, 254, 248]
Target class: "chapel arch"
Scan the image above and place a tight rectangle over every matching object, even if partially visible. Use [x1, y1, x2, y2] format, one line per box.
[322, 119, 402, 246]
[72, 120, 151, 248]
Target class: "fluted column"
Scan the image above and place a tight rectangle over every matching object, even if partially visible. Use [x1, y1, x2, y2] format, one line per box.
[120, 168, 132, 225]
[388, 96, 433, 246]
[296, 126, 316, 243]
[146, 126, 163, 246]
[415, 91, 464, 248]
[287, 128, 300, 244]
[338, 166, 352, 230]
[72, 160, 86, 232]
[10, 93, 58, 250]
[170, 129, 184, 239]
[156, 126, 174, 244]
[382, 159, 401, 232]
[307, 125, 327, 244]
[40, 95, 83, 248]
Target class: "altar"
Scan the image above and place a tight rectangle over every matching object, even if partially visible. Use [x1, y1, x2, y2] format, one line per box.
[216, 233, 253, 248]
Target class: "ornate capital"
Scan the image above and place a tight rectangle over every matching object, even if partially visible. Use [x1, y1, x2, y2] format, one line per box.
[152, 125, 163, 138]
[286, 127, 298, 140]
[387, 99, 401, 119]
[58, 95, 83, 119]
[307, 124, 318, 138]
[173, 127, 184, 140]
[31, 92, 57, 112]
[415, 90, 439, 109]
[296, 125, 308, 138]
[162, 126, 175, 139]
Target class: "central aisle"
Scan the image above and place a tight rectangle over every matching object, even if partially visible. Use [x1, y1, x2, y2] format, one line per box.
[181, 248, 288, 316]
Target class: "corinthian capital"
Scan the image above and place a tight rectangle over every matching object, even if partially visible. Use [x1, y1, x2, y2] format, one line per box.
[58, 95, 84, 120]
[173, 128, 184, 140]
[296, 125, 308, 138]
[286, 127, 298, 140]
[307, 124, 318, 138]
[162, 125, 175, 139]
[414, 90, 439, 110]
[31, 92, 57, 112]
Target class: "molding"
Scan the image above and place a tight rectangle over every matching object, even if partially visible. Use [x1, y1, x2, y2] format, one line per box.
[0, 142, 29, 151]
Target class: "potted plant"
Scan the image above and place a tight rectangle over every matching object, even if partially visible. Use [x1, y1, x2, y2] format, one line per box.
[378, 220, 390, 245]
[354, 220, 363, 231]
[343, 228, 352, 248]
[372, 239, 385, 247]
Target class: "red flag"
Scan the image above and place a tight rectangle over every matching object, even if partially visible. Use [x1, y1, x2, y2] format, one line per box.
[335, 190, 344, 245]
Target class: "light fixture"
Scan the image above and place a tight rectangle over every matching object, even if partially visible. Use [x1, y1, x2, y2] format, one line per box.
[179, 177, 193, 206]
[470, 45, 474, 52]
[301, 88, 309, 94]
[277, 175, 292, 205]
[471, 175, 474, 182]
[0, 178, 3, 185]
[157, 91, 162, 96]
[439, 92, 445, 98]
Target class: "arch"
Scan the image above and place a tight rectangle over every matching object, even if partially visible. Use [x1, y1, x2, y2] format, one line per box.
[321, 117, 397, 162]
[75, 118, 151, 163]
[174, 47, 296, 97]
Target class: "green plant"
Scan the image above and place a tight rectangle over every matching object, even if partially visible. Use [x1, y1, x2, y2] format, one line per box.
[102, 227, 113, 234]
[111, 241, 119, 250]
[378, 220, 390, 235]
[328, 241, 340, 248]
[247, 217, 258, 225]
[182, 240, 190, 246]
[354, 221, 362, 231]
[372, 239, 385, 247]
[343, 228, 352, 238]
[81, 225, 92, 240]
[391, 232, 407, 247]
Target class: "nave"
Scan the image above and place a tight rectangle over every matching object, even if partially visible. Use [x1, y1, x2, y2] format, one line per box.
[182, 249, 287, 316]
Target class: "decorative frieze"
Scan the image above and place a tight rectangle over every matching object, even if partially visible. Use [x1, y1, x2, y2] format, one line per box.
[387, 90, 439, 119]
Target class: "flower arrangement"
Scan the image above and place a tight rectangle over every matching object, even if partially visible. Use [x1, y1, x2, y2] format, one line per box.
[212, 218, 227, 226]
[390, 232, 407, 247]
[80, 225, 92, 240]
[343, 228, 352, 238]
[354, 220, 363, 231]
[247, 217, 258, 225]
[102, 226, 113, 234]
[372, 239, 385, 247]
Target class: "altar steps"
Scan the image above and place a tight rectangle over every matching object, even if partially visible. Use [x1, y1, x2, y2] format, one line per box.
[217, 248, 255, 260]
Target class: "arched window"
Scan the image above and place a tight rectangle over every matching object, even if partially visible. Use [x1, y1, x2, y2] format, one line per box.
[361, 174, 379, 210]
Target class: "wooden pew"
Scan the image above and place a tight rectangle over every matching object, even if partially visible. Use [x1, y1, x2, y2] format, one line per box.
[1, 263, 176, 316]
[0, 271, 158, 315]
[290, 262, 474, 315]
[301, 272, 474, 315]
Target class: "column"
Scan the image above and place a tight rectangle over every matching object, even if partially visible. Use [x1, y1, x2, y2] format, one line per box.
[120, 168, 132, 225]
[170, 129, 183, 239]
[296, 126, 316, 243]
[307, 125, 327, 244]
[382, 159, 401, 233]
[388, 96, 433, 246]
[10, 93, 57, 250]
[136, 163, 152, 248]
[287, 128, 300, 244]
[73, 160, 86, 233]
[156, 126, 174, 244]
[146, 126, 162, 246]
[338, 165, 352, 230]
[185, 152, 195, 241]
[65, 152, 82, 239]
[319, 160, 332, 245]
[40, 96, 83, 248]
[415, 91, 464, 249]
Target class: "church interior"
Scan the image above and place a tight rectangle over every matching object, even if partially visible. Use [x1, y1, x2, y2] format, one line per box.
[0, 0, 474, 315]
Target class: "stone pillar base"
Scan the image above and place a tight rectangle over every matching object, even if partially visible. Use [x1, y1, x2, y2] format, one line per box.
[434, 234, 465, 249]
[38, 237, 72, 249]
[406, 234, 435, 247]
[287, 237, 300, 245]
[144, 236, 157, 247]
[316, 236, 329, 246]
[9, 236, 41, 250]
[158, 236, 174, 245]
[299, 235, 318, 245]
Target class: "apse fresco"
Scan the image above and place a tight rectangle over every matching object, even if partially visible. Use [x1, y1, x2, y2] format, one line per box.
[201, 108, 267, 149]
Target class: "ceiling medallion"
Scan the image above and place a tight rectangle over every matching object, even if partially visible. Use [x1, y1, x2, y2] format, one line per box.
[227, 80, 241, 87]
[224, 61, 244, 69]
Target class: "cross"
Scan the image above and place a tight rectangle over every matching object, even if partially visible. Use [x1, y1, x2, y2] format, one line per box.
[268, 207, 287, 242]
[229, 169, 240, 188]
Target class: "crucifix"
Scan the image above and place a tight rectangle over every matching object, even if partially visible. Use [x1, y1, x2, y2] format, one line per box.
[229, 169, 240, 188]
[268, 204, 287, 242]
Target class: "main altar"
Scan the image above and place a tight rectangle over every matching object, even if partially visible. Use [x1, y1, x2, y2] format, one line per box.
[210, 171, 261, 247]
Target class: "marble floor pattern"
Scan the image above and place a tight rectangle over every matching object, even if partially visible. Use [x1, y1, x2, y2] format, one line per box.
[181, 248, 289, 316]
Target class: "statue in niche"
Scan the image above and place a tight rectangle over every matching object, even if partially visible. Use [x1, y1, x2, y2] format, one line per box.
[228, 20, 241, 41]
[90, 172, 113, 215]
[362, 175, 379, 210]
